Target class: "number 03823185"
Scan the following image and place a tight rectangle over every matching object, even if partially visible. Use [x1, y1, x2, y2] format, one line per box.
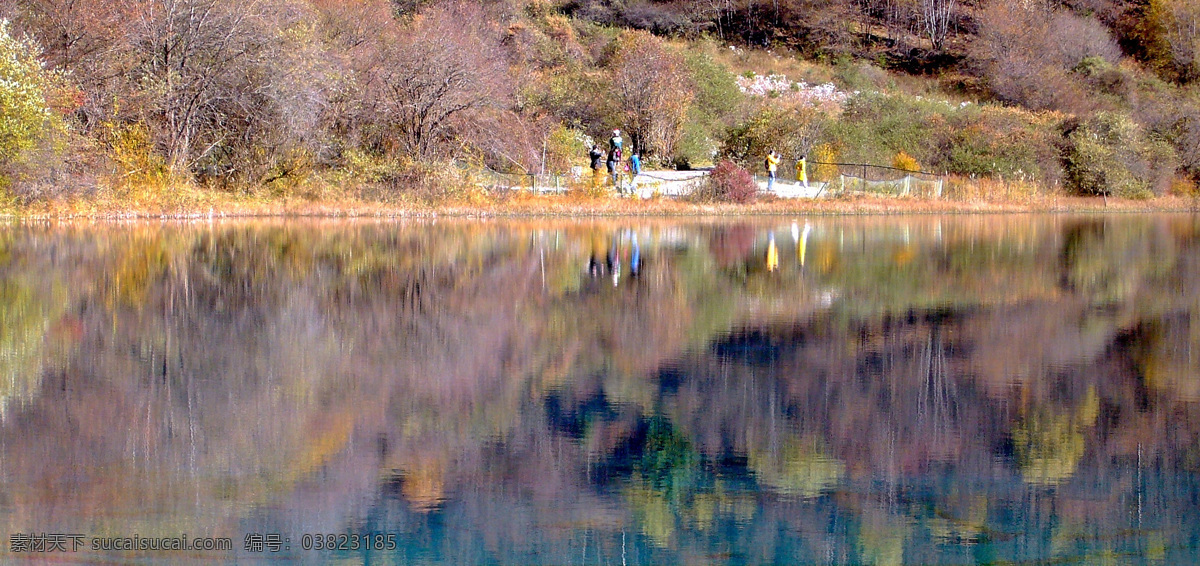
[300, 534, 396, 551]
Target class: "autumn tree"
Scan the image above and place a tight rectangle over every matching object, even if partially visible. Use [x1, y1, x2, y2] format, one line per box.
[607, 30, 693, 162]
[12, 0, 127, 129]
[719, 103, 828, 169]
[919, 0, 957, 51]
[700, 0, 734, 40]
[122, 0, 333, 182]
[357, 1, 508, 161]
[310, 0, 393, 52]
[13, 0, 123, 70]
[1140, 0, 1200, 82]
[0, 18, 65, 188]
[969, 2, 1121, 112]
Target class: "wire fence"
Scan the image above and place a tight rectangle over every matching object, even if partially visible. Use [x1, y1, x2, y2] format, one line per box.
[758, 161, 944, 198]
[462, 164, 573, 193]
[455, 161, 655, 194]
[456, 159, 945, 198]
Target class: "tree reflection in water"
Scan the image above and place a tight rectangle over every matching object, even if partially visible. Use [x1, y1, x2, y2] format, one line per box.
[0, 216, 1197, 563]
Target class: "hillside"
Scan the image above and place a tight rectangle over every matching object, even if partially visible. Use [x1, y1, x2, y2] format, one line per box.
[0, 0, 1196, 209]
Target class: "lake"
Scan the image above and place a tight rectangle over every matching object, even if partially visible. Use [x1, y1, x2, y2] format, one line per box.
[0, 215, 1197, 564]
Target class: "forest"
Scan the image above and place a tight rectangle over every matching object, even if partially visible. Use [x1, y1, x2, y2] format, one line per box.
[0, 0, 1198, 207]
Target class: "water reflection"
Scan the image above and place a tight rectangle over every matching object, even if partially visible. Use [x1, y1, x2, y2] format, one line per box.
[0, 216, 1198, 564]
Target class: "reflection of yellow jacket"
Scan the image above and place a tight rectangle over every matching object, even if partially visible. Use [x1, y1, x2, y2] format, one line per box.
[766, 153, 779, 173]
[766, 237, 779, 272]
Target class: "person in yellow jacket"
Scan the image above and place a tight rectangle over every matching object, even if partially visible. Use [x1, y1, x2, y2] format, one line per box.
[765, 150, 780, 193]
[797, 154, 808, 189]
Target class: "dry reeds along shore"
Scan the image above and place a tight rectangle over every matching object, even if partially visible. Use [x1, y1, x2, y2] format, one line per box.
[8, 178, 1200, 220]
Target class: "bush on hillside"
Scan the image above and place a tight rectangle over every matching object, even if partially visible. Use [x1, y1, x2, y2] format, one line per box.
[892, 151, 919, 172]
[719, 104, 829, 167]
[831, 93, 1064, 185]
[831, 93, 949, 167]
[1064, 112, 1177, 198]
[1131, 85, 1200, 182]
[543, 125, 590, 173]
[940, 106, 1065, 184]
[673, 117, 712, 169]
[970, 4, 1122, 113]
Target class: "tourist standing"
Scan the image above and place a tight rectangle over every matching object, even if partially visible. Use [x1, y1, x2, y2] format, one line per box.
[608, 130, 624, 190]
[797, 154, 808, 189]
[606, 148, 619, 189]
[766, 150, 780, 193]
[589, 145, 604, 189]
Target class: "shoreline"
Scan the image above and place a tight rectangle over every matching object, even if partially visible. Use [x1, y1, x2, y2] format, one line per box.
[4, 193, 1200, 221]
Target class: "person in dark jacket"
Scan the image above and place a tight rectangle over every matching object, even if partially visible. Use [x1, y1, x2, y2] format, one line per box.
[606, 148, 619, 188]
[589, 145, 604, 188]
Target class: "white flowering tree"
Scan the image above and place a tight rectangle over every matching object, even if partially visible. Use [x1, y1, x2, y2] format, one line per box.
[0, 19, 56, 175]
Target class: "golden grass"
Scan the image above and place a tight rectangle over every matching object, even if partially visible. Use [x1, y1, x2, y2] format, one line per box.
[3, 168, 1198, 220]
[6, 180, 1200, 221]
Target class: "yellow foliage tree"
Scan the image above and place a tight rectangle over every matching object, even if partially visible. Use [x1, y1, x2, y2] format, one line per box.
[1138, 0, 1200, 81]
[813, 143, 839, 182]
[893, 151, 920, 172]
[0, 19, 65, 190]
